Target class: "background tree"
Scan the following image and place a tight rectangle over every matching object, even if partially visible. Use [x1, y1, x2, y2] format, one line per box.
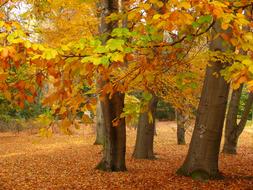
[175, 110, 187, 145]
[133, 94, 158, 159]
[94, 100, 105, 145]
[223, 85, 253, 154]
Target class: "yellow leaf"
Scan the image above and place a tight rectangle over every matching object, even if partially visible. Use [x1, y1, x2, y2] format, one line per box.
[148, 111, 153, 124]
[179, 2, 191, 9]
[1, 48, 8, 58]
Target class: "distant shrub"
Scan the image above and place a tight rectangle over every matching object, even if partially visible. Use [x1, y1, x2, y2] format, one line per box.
[156, 101, 175, 121]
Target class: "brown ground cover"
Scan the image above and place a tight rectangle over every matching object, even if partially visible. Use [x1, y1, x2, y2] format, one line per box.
[0, 121, 253, 190]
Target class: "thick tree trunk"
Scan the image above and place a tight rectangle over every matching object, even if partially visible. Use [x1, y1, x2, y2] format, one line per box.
[96, 93, 126, 171]
[177, 60, 229, 179]
[176, 110, 187, 145]
[95, 0, 127, 172]
[223, 90, 253, 154]
[133, 96, 158, 159]
[94, 100, 105, 145]
[177, 22, 231, 180]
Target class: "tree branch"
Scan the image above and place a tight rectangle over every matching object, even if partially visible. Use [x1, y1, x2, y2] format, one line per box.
[232, 3, 253, 11]
[0, 0, 8, 8]
[153, 20, 215, 48]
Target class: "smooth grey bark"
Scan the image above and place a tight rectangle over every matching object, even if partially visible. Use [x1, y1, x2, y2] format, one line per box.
[223, 87, 253, 154]
[133, 96, 158, 159]
[177, 22, 230, 180]
[176, 110, 187, 145]
[94, 100, 105, 145]
[95, 0, 126, 172]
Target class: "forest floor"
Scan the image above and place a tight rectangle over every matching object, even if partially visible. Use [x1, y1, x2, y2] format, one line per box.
[1, 121, 253, 190]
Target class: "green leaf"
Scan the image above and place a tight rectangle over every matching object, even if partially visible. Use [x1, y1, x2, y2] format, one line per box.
[100, 56, 110, 66]
[142, 92, 152, 101]
[106, 39, 125, 51]
[124, 47, 133, 53]
[90, 39, 102, 47]
[81, 56, 92, 63]
[42, 49, 58, 60]
[197, 15, 212, 24]
[82, 56, 110, 66]
[186, 35, 193, 41]
[111, 28, 131, 38]
[192, 22, 200, 28]
[94, 45, 108, 53]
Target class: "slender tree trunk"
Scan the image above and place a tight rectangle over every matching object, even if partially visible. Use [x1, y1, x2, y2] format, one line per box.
[176, 110, 187, 145]
[94, 100, 105, 145]
[222, 85, 243, 154]
[133, 96, 158, 159]
[177, 22, 230, 180]
[223, 90, 253, 154]
[95, 0, 126, 172]
[222, 7, 253, 154]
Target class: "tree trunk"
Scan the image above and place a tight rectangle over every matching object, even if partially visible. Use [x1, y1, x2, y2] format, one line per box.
[176, 110, 187, 145]
[223, 90, 253, 154]
[177, 22, 230, 180]
[94, 100, 105, 145]
[95, 0, 127, 172]
[177, 60, 229, 179]
[222, 85, 243, 154]
[133, 96, 158, 159]
[222, 8, 253, 154]
[96, 93, 126, 171]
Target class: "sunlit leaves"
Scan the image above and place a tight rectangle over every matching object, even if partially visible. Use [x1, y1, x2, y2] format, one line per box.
[198, 15, 213, 25]
[111, 28, 131, 38]
[178, 1, 191, 9]
[106, 39, 125, 51]
[192, 15, 213, 28]
[0, 0, 253, 132]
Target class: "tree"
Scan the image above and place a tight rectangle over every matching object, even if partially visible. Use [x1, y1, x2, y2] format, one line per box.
[10, 0, 253, 175]
[177, 22, 230, 180]
[222, 5, 253, 154]
[30, 0, 97, 47]
[176, 110, 187, 145]
[94, 100, 105, 145]
[223, 86, 253, 154]
[133, 94, 158, 159]
[95, 0, 127, 172]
